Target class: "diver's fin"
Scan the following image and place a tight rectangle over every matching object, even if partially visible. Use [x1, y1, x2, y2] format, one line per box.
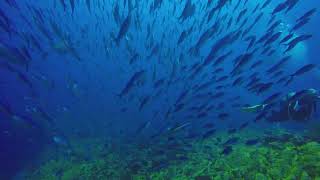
[241, 104, 266, 113]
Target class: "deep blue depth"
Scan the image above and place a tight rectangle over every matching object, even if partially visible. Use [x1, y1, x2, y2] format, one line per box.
[0, 0, 320, 178]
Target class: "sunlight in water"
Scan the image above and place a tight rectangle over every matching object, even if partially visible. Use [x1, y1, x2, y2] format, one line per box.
[290, 42, 309, 66]
[277, 22, 309, 69]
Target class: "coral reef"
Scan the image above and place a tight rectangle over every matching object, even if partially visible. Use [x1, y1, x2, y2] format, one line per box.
[25, 130, 320, 180]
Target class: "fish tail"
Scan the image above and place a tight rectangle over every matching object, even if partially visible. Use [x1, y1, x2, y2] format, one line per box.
[284, 48, 290, 54]
[289, 73, 295, 78]
[285, 75, 294, 86]
[188, 47, 198, 56]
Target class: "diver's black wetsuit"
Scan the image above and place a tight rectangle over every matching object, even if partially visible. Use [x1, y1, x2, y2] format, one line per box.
[267, 89, 318, 122]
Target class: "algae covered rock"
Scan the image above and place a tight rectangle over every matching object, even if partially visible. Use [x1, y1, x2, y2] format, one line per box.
[29, 159, 73, 180]
[254, 173, 269, 180]
[300, 171, 312, 180]
[27, 131, 320, 180]
[298, 142, 320, 178]
[195, 175, 212, 180]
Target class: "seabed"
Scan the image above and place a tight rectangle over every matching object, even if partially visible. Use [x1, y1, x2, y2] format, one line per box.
[24, 128, 320, 180]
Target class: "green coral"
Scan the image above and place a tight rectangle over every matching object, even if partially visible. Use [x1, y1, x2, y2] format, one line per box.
[60, 159, 123, 180]
[298, 142, 320, 178]
[26, 130, 320, 180]
[29, 156, 124, 180]
[29, 159, 72, 180]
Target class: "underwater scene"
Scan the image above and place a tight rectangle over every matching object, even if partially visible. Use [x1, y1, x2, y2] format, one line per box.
[1, 0, 320, 179]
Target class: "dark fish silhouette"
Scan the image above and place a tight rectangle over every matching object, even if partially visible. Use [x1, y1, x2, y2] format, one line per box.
[291, 64, 317, 77]
[114, 14, 131, 45]
[285, 35, 312, 53]
[118, 70, 146, 98]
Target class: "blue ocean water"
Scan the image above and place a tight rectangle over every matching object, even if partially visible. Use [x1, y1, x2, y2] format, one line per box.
[0, 0, 320, 179]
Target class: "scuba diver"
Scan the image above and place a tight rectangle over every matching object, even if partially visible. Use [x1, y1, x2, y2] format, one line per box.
[241, 88, 320, 122]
